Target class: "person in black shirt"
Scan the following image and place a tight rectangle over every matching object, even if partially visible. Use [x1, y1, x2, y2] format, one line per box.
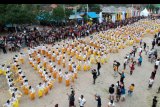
[109, 84, 115, 101]
[67, 90, 75, 107]
[92, 69, 97, 84]
[95, 94, 101, 107]
[152, 39, 156, 49]
[97, 62, 101, 76]
[143, 42, 146, 51]
[150, 70, 156, 80]
[152, 96, 158, 107]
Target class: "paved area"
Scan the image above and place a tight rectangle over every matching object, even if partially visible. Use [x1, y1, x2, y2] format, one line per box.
[0, 35, 160, 107]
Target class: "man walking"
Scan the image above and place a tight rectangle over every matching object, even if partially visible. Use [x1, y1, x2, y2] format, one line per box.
[78, 95, 86, 107]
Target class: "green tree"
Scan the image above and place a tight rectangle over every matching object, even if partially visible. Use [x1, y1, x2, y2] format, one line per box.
[51, 5, 65, 21]
[88, 4, 101, 13]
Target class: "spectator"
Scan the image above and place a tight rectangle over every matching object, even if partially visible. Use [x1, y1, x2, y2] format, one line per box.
[95, 94, 102, 107]
[78, 95, 86, 107]
[109, 84, 115, 101]
[152, 96, 158, 107]
[92, 69, 97, 84]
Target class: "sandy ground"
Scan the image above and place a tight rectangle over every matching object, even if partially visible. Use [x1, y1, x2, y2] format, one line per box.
[0, 34, 160, 107]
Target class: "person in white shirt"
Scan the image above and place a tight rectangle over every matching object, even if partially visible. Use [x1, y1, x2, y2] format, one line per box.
[108, 100, 115, 107]
[148, 78, 154, 89]
[78, 95, 86, 107]
[155, 59, 160, 70]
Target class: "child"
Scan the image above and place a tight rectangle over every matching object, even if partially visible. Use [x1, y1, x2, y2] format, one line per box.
[128, 84, 135, 96]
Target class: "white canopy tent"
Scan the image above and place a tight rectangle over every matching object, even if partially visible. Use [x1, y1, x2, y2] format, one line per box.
[69, 15, 82, 19]
[140, 8, 150, 16]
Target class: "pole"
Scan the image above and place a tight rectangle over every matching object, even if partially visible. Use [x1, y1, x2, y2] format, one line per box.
[87, 4, 88, 22]
[63, 4, 66, 24]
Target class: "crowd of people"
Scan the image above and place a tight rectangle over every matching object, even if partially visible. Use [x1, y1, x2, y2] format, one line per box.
[0, 16, 145, 54]
[0, 16, 160, 107]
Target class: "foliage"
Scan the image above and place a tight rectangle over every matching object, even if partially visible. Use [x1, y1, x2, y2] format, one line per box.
[88, 4, 101, 13]
[0, 4, 40, 25]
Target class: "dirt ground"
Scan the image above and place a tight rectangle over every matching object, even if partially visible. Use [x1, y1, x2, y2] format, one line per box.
[0, 34, 160, 107]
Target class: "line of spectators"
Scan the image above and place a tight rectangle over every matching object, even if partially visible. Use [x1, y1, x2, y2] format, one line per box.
[0, 16, 145, 54]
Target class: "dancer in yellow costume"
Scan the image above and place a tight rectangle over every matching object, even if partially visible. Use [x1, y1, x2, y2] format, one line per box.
[43, 56, 47, 68]
[52, 65, 57, 79]
[22, 80, 29, 95]
[37, 83, 44, 98]
[68, 59, 72, 72]
[57, 55, 61, 65]
[77, 61, 81, 71]
[64, 72, 70, 87]
[29, 86, 36, 100]
[83, 62, 88, 71]
[58, 69, 63, 83]
[19, 53, 25, 64]
[62, 57, 66, 68]
[52, 51, 56, 62]
[44, 81, 49, 95]
[0, 64, 5, 75]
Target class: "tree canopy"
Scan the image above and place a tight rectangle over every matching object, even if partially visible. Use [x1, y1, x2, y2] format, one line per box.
[0, 4, 40, 25]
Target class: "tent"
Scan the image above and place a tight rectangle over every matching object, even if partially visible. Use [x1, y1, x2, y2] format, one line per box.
[87, 12, 99, 18]
[69, 14, 82, 19]
[140, 8, 150, 16]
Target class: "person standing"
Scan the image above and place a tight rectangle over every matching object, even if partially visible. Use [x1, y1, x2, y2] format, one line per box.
[128, 84, 135, 96]
[154, 58, 160, 70]
[116, 61, 120, 72]
[138, 55, 143, 66]
[121, 86, 126, 101]
[78, 95, 86, 107]
[150, 70, 156, 80]
[95, 94, 102, 107]
[123, 57, 127, 70]
[113, 60, 118, 77]
[152, 39, 156, 49]
[118, 71, 125, 84]
[92, 69, 97, 84]
[152, 96, 158, 107]
[143, 42, 146, 51]
[68, 90, 75, 107]
[130, 62, 135, 75]
[97, 62, 101, 76]
[148, 78, 154, 89]
[157, 87, 160, 93]
[109, 84, 115, 101]
[115, 86, 121, 102]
